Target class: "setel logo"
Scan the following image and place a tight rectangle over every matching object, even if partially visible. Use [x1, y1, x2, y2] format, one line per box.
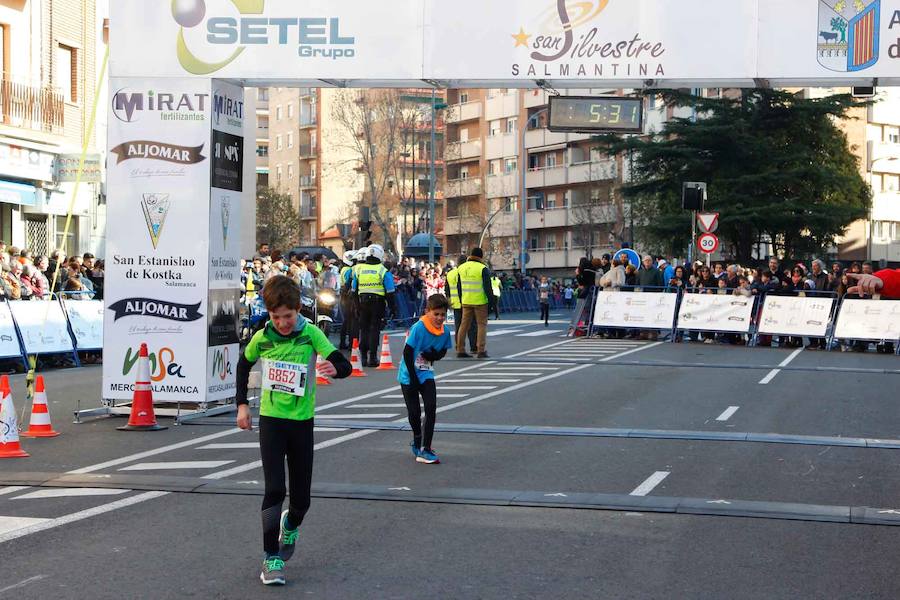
[172, 0, 356, 75]
[122, 346, 185, 381]
[211, 346, 233, 381]
[112, 89, 209, 123]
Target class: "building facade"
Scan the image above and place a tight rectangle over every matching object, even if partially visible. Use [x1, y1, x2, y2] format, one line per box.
[0, 0, 107, 259]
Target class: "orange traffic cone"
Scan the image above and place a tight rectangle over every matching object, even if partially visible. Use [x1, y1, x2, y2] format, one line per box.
[315, 353, 331, 386]
[21, 375, 59, 438]
[376, 334, 395, 370]
[118, 343, 167, 431]
[350, 338, 367, 377]
[0, 375, 29, 458]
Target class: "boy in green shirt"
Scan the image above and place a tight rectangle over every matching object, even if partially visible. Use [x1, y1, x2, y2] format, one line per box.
[235, 275, 352, 586]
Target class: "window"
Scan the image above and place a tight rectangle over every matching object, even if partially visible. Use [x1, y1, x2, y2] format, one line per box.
[506, 197, 518, 212]
[506, 118, 517, 134]
[563, 236, 569, 250]
[257, 88, 269, 101]
[275, 165, 282, 186]
[489, 120, 501, 137]
[546, 236, 557, 250]
[287, 132, 293, 148]
[885, 174, 900, 192]
[529, 235, 540, 250]
[258, 115, 269, 130]
[56, 44, 77, 103]
[528, 154, 540, 170]
[528, 195, 544, 210]
[460, 166, 469, 180]
[488, 160, 500, 176]
[287, 164, 294, 181]
[276, 106, 282, 120]
[504, 158, 517, 174]
[886, 126, 900, 144]
[459, 128, 469, 143]
[256, 145, 268, 157]
[276, 135, 283, 151]
[0, 24, 9, 77]
[875, 221, 899, 241]
[459, 92, 469, 104]
[546, 193, 557, 209]
[288, 103, 294, 119]
[546, 154, 557, 168]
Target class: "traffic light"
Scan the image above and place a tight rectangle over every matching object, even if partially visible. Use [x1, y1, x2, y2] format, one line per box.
[357, 220, 373, 248]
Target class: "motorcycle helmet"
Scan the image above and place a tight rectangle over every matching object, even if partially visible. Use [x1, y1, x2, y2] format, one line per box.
[367, 244, 385, 262]
[343, 250, 355, 266]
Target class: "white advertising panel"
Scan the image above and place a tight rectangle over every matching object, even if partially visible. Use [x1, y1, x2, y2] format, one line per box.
[0, 302, 21, 358]
[63, 300, 105, 350]
[110, 0, 424, 80]
[103, 77, 212, 402]
[758, 295, 834, 338]
[10, 301, 74, 354]
[593, 291, 678, 329]
[677, 293, 754, 333]
[207, 81, 243, 401]
[834, 299, 900, 341]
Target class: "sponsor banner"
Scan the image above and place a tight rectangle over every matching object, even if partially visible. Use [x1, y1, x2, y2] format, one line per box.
[758, 295, 835, 338]
[834, 299, 900, 341]
[207, 344, 238, 401]
[0, 142, 55, 182]
[208, 289, 240, 346]
[211, 130, 243, 191]
[63, 300, 104, 350]
[0, 302, 22, 358]
[677, 293, 754, 333]
[10, 301, 75, 354]
[593, 291, 678, 329]
[104, 77, 212, 401]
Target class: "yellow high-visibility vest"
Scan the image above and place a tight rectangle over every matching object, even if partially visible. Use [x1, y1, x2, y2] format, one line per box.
[457, 260, 488, 305]
[446, 268, 461, 309]
[491, 276, 501, 298]
[357, 264, 387, 296]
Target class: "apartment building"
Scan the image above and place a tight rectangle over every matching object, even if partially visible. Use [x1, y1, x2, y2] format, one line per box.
[444, 88, 626, 275]
[0, 0, 108, 257]
[864, 88, 900, 265]
[252, 87, 269, 189]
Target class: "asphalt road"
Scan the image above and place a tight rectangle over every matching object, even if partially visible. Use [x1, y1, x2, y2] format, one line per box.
[1, 312, 899, 599]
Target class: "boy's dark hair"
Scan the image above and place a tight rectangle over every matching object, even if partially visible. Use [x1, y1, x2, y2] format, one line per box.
[426, 293, 450, 312]
[262, 275, 301, 311]
[761, 270, 773, 279]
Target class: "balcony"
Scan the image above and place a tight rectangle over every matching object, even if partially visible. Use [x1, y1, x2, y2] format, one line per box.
[485, 173, 518, 198]
[526, 207, 569, 229]
[299, 201, 317, 220]
[298, 144, 317, 158]
[485, 91, 518, 121]
[299, 87, 315, 98]
[872, 191, 900, 222]
[445, 139, 482, 161]
[485, 133, 518, 160]
[567, 160, 618, 183]
[443, 215, 482, 236]
[868, 140, 900, 174]
[299, 175, 316, 188]
[526, 165, 566, 188]
[299, 115, 317, 128]
[446, 101, 482, 124]
[446, 177, 483, 198]
[526, 249, 572, 269]
[524, 128, 591, 149]
[0, 79, 65, 134]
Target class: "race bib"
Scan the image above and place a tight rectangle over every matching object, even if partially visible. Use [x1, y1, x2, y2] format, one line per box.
[262, 359, 307, 396]
[540, 290, 549, 300]
[414, 354, 434, 371]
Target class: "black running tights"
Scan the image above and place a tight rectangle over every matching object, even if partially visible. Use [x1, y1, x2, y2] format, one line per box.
[259, 415, 314, 556]
[540, 303, 550, 323]
[401, 379, 437, 450]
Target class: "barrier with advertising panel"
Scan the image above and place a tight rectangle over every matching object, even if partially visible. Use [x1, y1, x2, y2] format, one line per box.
[0, 301, 23, 360]
[834, 298, 900, 342]
[62, 300, 104, 350]
[592, 290, 678, 330]
[10, 300, 75, 355]
[758, 294, 835, 338]
[677, 292, 755, 333]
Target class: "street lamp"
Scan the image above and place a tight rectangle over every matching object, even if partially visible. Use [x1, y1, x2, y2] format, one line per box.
[520, 108, 548, 276]
[428, 89, 448, 263]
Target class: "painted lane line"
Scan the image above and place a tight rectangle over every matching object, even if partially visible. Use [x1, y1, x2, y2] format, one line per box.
[716, 406, 740, 422]
[310, 413, 399, 419]
[486, 329, 524, 337]
[600, 342, 664, 362]
[0, 491, 168, 545]
[758, 347, 804, 385]
[0, 486, 29, 497]
[198, 442, 259, 450]
[380, 394, 468, 399]
[505, 338, 574, 358]
[439, 386, 497, 390]
[349, 403, 407, 408]
[118, 460, 235, 472]
[442, 378, 521, 383]
[13, 488, 130, 500]
[474, 371, 558, 376]
[0, 516, 50, 537]
[473, 366, 558, 371]
[516, 330, 566, 336]
[0, 575, 49, 595]
[630, 471, 670, 497]
[314, 427, 348, 432]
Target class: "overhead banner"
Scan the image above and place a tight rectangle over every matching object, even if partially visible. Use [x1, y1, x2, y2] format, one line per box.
[63, 300, 105, 350]
[834, 299, 900, 341]
[677, 293, 754, 333]
[103, 77, 212, 402]
[10, 302, 75, 355]
[593, 291, 678, 329]
[110, 0, 900, 85]
[758, 295, 835, 338]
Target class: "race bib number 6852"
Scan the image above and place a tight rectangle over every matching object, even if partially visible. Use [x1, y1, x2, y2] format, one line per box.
[262, 360, 307, 396]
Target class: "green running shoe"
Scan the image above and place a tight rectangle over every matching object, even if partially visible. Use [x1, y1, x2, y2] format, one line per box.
[260, 556, 285, 586]
[278, 510, 299, 561]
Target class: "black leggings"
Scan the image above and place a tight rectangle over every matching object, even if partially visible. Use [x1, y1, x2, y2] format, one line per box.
[358, 296, 386, 359]
[401, 379, 437, 450]
[259, 415, 314, 556]
[540, 303, 550, 323]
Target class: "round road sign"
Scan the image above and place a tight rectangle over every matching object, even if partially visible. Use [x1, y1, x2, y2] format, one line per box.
[698, 232, 719, 254]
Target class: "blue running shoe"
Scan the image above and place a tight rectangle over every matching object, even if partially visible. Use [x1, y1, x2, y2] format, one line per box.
[416, 448, 440, 464]
[410, 441, 422, 459]
[278, 509, 299, 561]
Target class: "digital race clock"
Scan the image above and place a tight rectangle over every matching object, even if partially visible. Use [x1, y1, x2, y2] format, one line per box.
[548, 96, 644, 134]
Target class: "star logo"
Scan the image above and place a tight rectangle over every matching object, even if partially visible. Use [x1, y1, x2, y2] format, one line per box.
[511, 27, 531, 48]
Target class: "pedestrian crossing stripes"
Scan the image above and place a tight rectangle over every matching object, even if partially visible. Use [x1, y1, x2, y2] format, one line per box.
[13, 488, 130, 500]
[119, 461, 235, 471]
[516, 330, 566, 336]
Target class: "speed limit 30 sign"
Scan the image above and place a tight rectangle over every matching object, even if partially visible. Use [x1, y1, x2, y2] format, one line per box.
[698, 232, 719, 254]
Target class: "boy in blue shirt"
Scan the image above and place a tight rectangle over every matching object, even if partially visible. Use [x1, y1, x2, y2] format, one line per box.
[399, 293, 453, 464]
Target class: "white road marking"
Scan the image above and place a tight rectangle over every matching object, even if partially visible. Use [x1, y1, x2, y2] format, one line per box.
[380, 394, 468, 399]
[442, 378, 520, 383]
[315, 427, 348, 432]
[0, 491, 168, 545]
[470, 366, 557, 371]
[13, 488, 130, 500]
[0, 486, 29, 497]
[486, 329, 524, 337]
[505, 339, 573, 358]
[758, 347, 804, 385]
[0, 516, 49, 536]
[118, 460, 235, 471]
[473, 371, 556, 376]
[516, 330, 566, 337]
[439, 386, 497, 390]
[600, 342, 664, 362]
[310, 413, 399, 419]
[198, 442, 259, 450]
[716, 406, 740, 422]
[349, 403, 407, 408]
[630, 471, 670, 496]
[0, 575, 48, 594]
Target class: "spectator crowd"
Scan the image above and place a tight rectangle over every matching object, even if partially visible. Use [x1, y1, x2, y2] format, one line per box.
[0, 241, 103, 301]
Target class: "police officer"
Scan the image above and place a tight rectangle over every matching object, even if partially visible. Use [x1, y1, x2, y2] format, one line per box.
[455, 247, 494, 359]
[490, 273, 502, 320]
[338, 250, 358, 350]
[352, 244, 398, 367]
[446, 255, 477, 354]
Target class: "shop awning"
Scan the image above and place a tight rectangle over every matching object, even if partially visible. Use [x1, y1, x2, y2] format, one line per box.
[0, 180, 37, 206]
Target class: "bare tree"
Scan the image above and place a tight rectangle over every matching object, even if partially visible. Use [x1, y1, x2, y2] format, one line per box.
[570, 159, 625, 258]
[256, 186, 301, 252]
